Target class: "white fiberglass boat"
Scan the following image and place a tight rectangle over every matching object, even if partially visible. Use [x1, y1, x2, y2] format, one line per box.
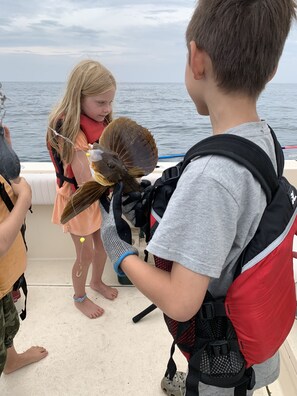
[0, 161, 296, 396]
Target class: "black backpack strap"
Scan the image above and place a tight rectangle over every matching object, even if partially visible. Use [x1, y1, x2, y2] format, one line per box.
[0, 181, 14, 211]
[50, 119, 78, 189]
[0, 181, 29, 250]
[181, 131, 280, 204]
[12, 274, 28, 320]
[51, 147, 78, 189]
[268, 125, 284, 177]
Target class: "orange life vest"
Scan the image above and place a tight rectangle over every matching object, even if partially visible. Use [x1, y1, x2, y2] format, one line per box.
[48, 115, 106, 191]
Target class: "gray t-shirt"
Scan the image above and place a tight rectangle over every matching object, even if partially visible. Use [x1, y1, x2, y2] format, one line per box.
[147, 121, 280, 395]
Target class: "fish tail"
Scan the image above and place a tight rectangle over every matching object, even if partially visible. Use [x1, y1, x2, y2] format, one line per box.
[60, 181, 108, 224]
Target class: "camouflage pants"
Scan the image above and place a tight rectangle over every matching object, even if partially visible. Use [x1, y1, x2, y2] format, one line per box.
[0, 293, 20, 375]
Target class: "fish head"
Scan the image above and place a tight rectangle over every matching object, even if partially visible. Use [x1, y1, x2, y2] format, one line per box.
[89, 145, 126, 184]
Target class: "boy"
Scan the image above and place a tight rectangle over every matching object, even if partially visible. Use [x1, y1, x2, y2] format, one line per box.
[99, 1, 296, 395]
[0, 126, 48, 375]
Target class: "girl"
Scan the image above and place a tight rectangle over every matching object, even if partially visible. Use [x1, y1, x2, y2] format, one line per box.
[46, 60, 118, 319]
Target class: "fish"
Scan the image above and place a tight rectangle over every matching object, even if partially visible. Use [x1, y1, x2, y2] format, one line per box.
[60, 117, 158, 224]
[0, 124, 21, 180]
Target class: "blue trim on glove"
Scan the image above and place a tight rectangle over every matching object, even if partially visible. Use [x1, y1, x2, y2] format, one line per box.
[113, 251, 137, 277]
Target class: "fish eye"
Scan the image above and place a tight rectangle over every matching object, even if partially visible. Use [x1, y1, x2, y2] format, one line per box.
[106, 162, 115, 169]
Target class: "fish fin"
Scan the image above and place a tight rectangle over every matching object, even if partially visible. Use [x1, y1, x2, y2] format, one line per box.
[99, 117, 158, 176]
[60, 181, 108, 224]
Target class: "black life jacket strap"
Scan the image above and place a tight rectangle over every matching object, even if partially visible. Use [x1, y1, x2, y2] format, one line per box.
[12, 274, 28, 320]
[51, 148, 78, 189]
[0, 181, 14, 211]
[164, 319, 194, 380]
[181, 130, 280, 204]
[0, 181, 28, 320]
[164, 339, 178, 381]
[157, 127, 281, 206]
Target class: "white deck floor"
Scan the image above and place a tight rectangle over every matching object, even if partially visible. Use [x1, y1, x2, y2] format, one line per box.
[0, 256, 294, 395]
[0, 257, 189, 396]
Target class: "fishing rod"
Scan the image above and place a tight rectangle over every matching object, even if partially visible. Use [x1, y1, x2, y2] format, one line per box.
[158, 145, 297, 160]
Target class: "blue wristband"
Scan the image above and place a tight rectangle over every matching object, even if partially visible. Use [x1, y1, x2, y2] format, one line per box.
[113, 251, 137, 277]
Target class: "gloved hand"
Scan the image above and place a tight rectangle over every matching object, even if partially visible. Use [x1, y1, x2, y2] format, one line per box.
[100, 182, 139, 276]
[122, 179, 152, 227]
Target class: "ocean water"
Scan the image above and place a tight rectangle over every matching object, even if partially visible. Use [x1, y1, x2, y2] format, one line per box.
[1, 81, 297, 162]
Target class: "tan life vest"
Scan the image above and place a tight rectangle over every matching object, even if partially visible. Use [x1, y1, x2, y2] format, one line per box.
[0, 175, 26, 299]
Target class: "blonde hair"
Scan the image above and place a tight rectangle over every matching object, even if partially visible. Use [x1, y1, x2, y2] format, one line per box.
[46, 59, 116, 163]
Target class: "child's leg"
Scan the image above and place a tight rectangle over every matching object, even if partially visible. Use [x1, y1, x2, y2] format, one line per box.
[0, 293, 20, 376]
[0, 293, 47, 375]
[90, 229, 118, 300]
[3, 345, 48, 374]
[0, 296, 9, 376]
[71, 233, 104, 319]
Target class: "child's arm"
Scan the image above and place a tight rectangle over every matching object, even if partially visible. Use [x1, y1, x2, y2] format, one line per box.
[121, 255, 209, 322]
[99, 188, 209, 322]
[0, 177, 32, 256]
[71, 150, 93, 186]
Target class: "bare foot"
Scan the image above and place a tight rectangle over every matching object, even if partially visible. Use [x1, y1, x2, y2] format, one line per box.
[90, 281, 118, 300]
[74, 296, 104, 318]
[3, 346, 48, 374]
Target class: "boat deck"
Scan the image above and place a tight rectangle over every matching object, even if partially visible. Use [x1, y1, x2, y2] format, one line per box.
[1, 256, 295, 396]
[1, 255, 190, 396]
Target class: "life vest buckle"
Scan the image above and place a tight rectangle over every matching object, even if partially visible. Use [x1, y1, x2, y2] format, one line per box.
[209, 340, 229, 357]
[161, 165, 181, 184]
[199, 301, 215, 320]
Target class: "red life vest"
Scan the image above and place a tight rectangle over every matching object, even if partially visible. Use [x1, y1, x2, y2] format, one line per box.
[146, 128, 296, 396]
[48, 115, 106, 191]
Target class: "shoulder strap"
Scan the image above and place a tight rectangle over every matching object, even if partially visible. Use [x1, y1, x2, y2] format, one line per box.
[0, 180, 28, 320]
[0, 180, 14, 211]
[0, 181, 29, 249]
[181, 128, 281, 204]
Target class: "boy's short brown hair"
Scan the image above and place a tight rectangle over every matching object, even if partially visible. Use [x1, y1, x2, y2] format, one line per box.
[186, 0, 296, 97]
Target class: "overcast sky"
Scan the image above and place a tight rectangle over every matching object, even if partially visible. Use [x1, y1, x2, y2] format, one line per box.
[1, 0, 297, 83]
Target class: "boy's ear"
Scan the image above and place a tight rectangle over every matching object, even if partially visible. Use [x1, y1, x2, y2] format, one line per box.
[189, 41, 205, 80]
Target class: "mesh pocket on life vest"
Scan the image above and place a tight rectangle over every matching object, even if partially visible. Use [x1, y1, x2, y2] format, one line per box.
[191, 315, 246, 387]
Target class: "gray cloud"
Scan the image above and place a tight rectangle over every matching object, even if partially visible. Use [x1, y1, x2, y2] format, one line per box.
[0, 0, 296, 83]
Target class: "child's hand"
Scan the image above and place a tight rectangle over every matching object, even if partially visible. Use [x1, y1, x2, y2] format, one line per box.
[99, 182, 138, 276]
[11, 177, 32, 209]
[122, 179, 152, 227]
